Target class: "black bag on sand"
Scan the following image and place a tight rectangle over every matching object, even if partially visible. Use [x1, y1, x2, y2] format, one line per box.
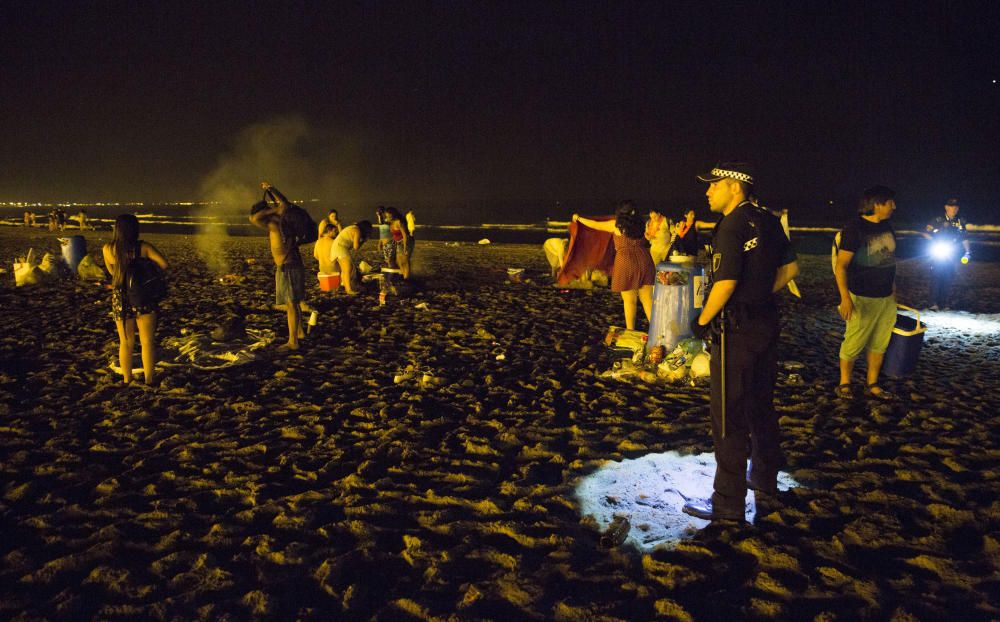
[127, 257, 168, 308]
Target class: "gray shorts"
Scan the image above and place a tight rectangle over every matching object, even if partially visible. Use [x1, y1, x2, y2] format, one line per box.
[275, 264, 305, 305]
[839, 293, 896, 359]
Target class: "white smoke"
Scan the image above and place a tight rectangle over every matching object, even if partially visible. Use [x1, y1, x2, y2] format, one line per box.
[195, 115, 318, 274]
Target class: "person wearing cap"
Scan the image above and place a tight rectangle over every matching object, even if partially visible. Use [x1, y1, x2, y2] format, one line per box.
[922, 198, 970, 310]
[682, 163, 799, 523]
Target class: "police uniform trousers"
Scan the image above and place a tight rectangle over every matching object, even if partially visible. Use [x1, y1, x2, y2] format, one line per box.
[709, 303, 783, 513]
[929, 260, 957, 308]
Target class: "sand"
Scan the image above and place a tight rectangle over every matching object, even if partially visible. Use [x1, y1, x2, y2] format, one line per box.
[1, 226, 999, 620]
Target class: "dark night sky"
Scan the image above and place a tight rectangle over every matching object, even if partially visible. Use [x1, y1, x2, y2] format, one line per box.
[2, 1, 998, 223]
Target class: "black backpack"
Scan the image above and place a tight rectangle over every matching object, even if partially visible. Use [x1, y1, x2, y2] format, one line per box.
[281, 203, 319, 246]
[127, 256, 168, 308]
[262, 190, 318, 246]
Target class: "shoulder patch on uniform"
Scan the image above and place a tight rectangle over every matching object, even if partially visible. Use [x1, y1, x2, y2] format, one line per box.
[712, 253, 722, 273]
[743, 237, 758, 252]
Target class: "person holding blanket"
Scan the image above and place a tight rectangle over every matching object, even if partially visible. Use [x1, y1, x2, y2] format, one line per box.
[102, 214, 169, 386]
[574, 201, 655, 330]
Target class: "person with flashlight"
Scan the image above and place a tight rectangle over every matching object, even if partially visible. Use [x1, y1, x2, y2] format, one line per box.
[923, 198, 970, 311]
[682, 163, 799, 523]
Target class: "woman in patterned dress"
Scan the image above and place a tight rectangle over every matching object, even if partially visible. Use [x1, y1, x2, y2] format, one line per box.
[102, 214, 169, 386]
[574, 201, 655, 330]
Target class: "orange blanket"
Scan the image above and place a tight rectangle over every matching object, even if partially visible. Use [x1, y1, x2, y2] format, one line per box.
[557, 216, 616, 285]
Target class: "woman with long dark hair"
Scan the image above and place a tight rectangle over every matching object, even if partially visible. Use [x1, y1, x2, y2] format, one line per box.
[102, 214, 169, 385]
[318, 208, 342, 239]
[574, 201, 655, 330]
[384, 206, 414, 279]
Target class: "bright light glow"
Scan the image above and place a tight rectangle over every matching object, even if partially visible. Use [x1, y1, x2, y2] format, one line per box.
[575, 451, 800, 552]
[930, 240, 956, 260]
[923, 311, 1000, 336]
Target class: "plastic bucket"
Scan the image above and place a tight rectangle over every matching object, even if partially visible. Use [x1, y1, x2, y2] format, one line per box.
[647, 261, 703, 353]
[882, 305, 926, 377]
[317, 272, 341, 291]
[60, 235, 86, 272]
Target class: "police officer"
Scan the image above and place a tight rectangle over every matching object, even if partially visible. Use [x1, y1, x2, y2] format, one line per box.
[682, 163, 799, 522]
[923, 198, 970, 310]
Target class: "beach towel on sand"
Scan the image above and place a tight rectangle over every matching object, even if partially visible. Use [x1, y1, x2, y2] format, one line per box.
[557, 217, 616, 285]
[108, 328, 278, 377]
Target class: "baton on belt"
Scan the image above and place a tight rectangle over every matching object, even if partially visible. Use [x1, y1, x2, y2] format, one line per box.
[718, 308, 727, 439]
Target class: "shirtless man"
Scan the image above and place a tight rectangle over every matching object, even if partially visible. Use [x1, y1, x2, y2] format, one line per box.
[250, 181, 304, 350]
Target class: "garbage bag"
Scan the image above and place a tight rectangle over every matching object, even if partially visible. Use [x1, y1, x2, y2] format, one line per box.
[14, 248, 45, 286]
[77, 255, 107, 281]
[689, 352, 711, 378]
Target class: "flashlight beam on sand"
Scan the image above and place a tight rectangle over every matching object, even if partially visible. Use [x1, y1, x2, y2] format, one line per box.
[575, 451, 800, 552]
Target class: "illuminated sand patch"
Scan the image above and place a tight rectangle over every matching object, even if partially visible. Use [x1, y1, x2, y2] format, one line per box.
[575, 451, 799, 552]
[920, 311, 1000, 336]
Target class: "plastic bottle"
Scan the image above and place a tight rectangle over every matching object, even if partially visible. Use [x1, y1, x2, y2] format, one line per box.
[600, 515, 631, 548]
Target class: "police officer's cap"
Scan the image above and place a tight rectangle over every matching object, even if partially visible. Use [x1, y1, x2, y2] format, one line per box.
[697, 162, 755, 185]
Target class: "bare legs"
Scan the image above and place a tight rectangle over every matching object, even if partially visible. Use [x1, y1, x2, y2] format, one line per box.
[115, 319, 136, 384]
[282, 302, 302, 350]
[116, 312, 158, 385]
[839, 351, 887, 394]
[638, 285, 653, 325]
[137, 313, 157, 385]
[338, 256, 355, 294]
[621, 286, 654, 330]
[398, 251, 411, 280]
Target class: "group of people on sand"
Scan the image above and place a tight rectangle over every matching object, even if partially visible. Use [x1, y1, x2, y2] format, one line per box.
[251, 183, 415, 350]
[570, 163, 973, 526]
[573, 204, 702, 331]
[102, 181, 416, 385]
[23, 208, 91, 231]
[312, 204, 414, 295]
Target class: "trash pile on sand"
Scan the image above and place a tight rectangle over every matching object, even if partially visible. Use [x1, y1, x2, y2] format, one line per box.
[601, 327, 709, 384]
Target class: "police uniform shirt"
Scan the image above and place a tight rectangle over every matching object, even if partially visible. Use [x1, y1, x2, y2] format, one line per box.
[711, 201, 795, 305]
[927, 215, 967, 242]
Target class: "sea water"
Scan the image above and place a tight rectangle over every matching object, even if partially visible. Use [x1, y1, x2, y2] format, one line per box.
[2, 202, 999, 259]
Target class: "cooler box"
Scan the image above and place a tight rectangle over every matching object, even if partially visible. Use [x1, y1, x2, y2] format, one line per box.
[882, 305, 926, 377]
[317, 272, 341, 291]
[647, 259, 704, 353]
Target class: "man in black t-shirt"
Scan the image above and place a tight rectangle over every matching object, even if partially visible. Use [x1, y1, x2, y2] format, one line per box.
[682, 163, 799, 523]
[923, 198, 970, 310]
[834, 186, 898, 400]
